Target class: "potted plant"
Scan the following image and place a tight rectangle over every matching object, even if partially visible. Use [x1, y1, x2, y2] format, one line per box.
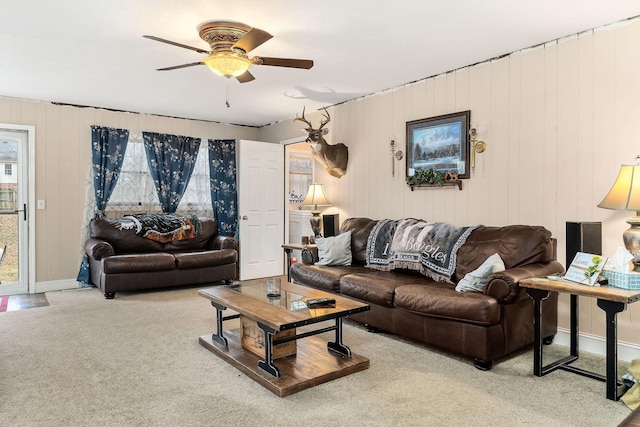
[406, 169, 445, 185]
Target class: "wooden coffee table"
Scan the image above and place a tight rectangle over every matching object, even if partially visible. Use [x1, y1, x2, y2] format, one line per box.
[198, 278, 370, 397]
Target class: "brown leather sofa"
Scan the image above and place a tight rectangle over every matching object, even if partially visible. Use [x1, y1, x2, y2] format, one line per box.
[85, 217, 238, 299]
[291, 217, 563, 370]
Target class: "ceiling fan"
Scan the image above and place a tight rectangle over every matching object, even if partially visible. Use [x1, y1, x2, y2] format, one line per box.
[143, 20, 314, 83]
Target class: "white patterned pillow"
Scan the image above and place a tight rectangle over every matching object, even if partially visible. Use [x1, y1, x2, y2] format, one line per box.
[315, 231, 353, 266]
[455, 253, 505, 292]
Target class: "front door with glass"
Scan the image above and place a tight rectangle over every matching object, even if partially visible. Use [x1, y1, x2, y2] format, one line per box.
[0, 128, 29, 295]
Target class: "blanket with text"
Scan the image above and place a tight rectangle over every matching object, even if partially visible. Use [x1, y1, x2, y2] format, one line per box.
[365, 218, 478, 283]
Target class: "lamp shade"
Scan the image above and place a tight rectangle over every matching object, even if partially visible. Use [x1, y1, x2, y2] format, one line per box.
[597, 164, 640, 212]
[203, 53, 251, 78]
[302, 183, 331, 210]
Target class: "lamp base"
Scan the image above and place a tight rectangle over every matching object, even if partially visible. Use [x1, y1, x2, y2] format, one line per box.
[309, 211, 322, 242]
[623, 216, 640, 272]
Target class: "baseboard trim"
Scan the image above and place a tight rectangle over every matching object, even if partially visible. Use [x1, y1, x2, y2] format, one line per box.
[35, 279, 81, 293]
[554, 328, 640, 363]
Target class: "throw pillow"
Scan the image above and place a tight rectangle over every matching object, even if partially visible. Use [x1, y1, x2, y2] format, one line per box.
[315, 231, 353, 266]
[455, 253, 505, 293]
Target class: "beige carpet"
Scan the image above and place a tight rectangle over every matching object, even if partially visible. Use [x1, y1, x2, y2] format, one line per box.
[0, 286, 633, 426]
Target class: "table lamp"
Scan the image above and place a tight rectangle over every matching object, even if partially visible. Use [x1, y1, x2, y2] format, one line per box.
[597, 155, 640, 271]
[302, 183, 331, 241]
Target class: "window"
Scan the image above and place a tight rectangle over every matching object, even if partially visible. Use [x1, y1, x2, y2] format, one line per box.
[176, 142, 213, 216]
[0, 188, 16, 210]
[106, 133, 213, 217]
[5, 164, 12, 176]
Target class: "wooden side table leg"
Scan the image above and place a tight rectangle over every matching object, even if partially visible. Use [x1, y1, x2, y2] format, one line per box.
[596, 299, 627, 401]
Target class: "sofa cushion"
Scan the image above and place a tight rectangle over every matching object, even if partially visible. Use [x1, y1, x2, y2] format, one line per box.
[101, 253, 176, 274]
[339, 271, 430, 307]
[173, 249, 237, 269]
[394, 284, 501, 325]
[340, 218, 378, 265]
[316, 231, 352, 266]
[290, 263, 369, 292]
[90, 217, 164, 254]
[455, 253, 505, 293]
[453, 225, 553, 283]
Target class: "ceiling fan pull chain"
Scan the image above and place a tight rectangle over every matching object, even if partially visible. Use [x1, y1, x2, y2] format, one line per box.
[226, 82, 230, 108]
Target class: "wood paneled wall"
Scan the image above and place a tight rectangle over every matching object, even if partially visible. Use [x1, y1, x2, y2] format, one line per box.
[0, 98, 259, 284]
[260, 18, 640, 346]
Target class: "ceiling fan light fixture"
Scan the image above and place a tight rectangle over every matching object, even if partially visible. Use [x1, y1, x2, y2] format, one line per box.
[203, 53, 251, 78]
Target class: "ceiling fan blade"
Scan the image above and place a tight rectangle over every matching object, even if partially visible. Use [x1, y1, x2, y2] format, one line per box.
[233, 28, 273, 53]
[255, 57, 314, 69]
[143, 35, 209, 54]
[236, 70, 255, 83]
[156, 62, 204, 71]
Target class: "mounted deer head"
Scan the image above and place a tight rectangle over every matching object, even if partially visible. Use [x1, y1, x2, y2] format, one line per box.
[295, 107, 348, 178]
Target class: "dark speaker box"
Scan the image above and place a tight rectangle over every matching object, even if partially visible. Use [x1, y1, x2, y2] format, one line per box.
[565, 222, 602, 267]
[323, 214, 339, 237]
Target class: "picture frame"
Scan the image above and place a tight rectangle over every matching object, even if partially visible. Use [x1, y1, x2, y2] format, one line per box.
[564, 252, 608, 286]
[406, 110, 470, 180]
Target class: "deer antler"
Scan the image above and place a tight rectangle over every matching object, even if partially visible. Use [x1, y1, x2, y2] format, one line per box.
[294, 107, 313, 129]
[318, 107, 331, 131]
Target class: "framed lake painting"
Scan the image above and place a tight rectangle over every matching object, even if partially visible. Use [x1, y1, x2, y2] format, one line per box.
[406, 110, 470, 179]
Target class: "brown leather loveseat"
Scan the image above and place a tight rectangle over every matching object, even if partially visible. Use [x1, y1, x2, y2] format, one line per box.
[85, 216, 238, 299]
[291, 217, 563, 370]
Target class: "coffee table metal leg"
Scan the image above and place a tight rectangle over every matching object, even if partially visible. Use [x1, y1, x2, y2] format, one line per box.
[328, 317, 352, 357]
[257, 322, 281, 378]
[210, 301, 228, 347]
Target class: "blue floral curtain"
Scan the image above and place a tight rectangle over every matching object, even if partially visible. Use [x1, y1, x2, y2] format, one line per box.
[142, 132, 201, 213]
[77, 125, 129, 284]
[208, 139, 238, 238]
[92, 126, 130, 216]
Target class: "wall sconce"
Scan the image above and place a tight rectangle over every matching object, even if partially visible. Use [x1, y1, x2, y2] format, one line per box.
[469, 128, 486, 169]
[390, 140, 404, 177]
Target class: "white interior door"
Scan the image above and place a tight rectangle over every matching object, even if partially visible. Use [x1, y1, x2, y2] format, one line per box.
[0, 127, 31, 295]
[237, 139, 284, 280]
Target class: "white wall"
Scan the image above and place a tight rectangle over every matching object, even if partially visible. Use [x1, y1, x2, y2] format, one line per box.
[260, 18, 640, 346]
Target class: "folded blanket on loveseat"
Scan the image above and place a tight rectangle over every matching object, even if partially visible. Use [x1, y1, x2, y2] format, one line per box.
[118, 213, 202, 243]
[366, 218, 478, 283]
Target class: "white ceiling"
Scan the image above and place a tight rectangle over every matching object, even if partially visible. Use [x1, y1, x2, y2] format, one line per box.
[2, 1, 640, 127]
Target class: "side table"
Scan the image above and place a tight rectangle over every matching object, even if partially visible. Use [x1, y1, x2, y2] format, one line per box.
[282, 243, 306, 282]
[520, 277, 640, 400]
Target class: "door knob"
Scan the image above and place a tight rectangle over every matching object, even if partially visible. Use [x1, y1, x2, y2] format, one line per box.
[242, 215, 248, 220]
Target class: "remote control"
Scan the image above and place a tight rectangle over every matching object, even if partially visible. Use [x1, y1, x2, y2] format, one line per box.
[305, 297, 336, 308]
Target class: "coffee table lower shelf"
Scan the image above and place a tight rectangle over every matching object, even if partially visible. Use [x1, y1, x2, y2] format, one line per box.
[199, 329, 369, 397]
